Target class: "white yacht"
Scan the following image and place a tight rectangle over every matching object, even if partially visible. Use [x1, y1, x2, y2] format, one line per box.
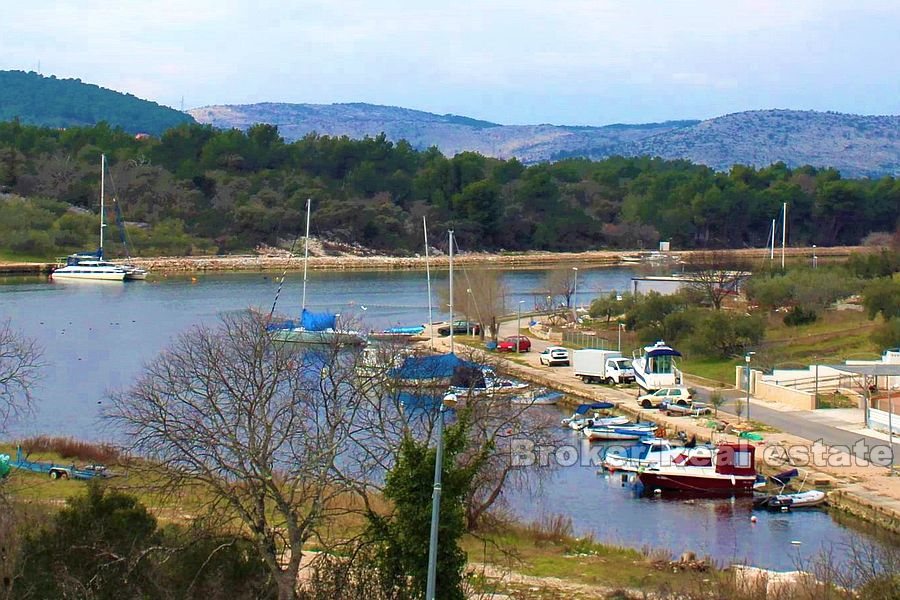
[632, 340, 683, 392]
[50, 255, 128, 281]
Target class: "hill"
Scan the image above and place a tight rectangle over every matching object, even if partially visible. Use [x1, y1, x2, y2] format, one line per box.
[188, 102, 696, 164]
[190, 103, 900, 177]
[0, 70, 194, 136]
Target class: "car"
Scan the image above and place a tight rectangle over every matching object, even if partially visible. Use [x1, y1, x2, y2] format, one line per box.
[497, 335, 531, 352]
[539, 346, 570, 366]
[637, 386, 693, 409]
[437, 320, 481, 336]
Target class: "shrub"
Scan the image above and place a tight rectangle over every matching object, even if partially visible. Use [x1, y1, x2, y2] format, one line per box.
[783, 306, 818, 327]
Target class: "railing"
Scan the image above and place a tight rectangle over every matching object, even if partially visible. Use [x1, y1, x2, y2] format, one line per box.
[561, 331, 610, 349]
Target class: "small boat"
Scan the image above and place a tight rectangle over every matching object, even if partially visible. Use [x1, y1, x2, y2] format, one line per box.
[510, 387, 564, 405]
[583, 422, 657, 441]
[561, 402, 622, 429]
[752, 468, 827, 510]
[603, 437, 712, 472]
[632, 340, 683, 392]
[637, 442, 758, 494]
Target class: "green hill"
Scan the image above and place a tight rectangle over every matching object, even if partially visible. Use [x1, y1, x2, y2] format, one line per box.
[0, 70, 195, 136]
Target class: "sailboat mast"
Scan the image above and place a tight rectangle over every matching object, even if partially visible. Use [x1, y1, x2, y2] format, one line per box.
[99, 154, 105, 258]
[424, 217, 434, 349]
[301, 198, 311, 313]
[448, 229, 454, 354]
[781, 202, 787, 269]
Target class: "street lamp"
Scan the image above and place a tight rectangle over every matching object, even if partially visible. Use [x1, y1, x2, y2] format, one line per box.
[618, 323, 625, 353]
[426, 392, 459, 600]
[744, 352, 756, 422]
[572, 267, 579, 318]
[516, 300, 524, 353]
[466, 288, 472, 335]
[812, 245, 818, 269]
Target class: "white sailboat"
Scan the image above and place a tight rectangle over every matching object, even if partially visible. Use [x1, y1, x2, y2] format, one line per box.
[268, 199, 366, 346]
[50, 154, 147, 281]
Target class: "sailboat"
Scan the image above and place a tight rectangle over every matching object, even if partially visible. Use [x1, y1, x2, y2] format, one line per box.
[267, 199, 366, 346]
[50, 154, 147, 281]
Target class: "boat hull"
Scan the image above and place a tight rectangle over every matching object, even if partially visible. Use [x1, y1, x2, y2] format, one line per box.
[50, 271, 126, 281]
[638, 471, 757, 493]
[271, 328, 366, 346]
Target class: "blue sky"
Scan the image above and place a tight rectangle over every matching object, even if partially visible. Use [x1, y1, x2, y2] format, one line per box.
[3, 1, 900, 126]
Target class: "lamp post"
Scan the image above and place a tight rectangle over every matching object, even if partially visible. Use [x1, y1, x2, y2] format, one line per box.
[572, 267, 578, 319]
[426, 392, 459, 600]
[466, 288, 471, 335]
[744, 352, 755, 422]
[812, 245, 817, 269]
[618, 323, 625, 353]
[516, 300, 524, 353]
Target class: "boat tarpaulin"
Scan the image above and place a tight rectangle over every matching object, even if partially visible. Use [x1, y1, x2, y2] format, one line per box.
[301, 309, 337, 332]
[389, 353, 479, 381]
[574, 402, 615, 414]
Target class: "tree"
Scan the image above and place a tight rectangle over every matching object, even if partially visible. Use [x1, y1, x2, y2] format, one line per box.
[863, 277, 900, 321]
[682, 250, 750, 310]
[708, 390, 726, 417]
[544, 268, 578, 309]
[0, 319, 42, 434]
[106, 311, 365, 600]
[438, 269, 508, 341]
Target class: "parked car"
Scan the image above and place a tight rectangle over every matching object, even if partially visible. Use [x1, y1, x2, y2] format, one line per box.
[497, 335, 531, 352]
[637, 386, 693, 409]
[437, 320, 481, 336]
[539, 346, 570, 366]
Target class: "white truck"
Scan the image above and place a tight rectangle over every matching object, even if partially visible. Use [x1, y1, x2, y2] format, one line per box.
[572, 349, 636, 385]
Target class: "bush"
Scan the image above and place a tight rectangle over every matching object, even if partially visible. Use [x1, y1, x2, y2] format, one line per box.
[783, 306, 818, 327]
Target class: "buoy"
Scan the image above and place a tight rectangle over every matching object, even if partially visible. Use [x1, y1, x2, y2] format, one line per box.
[654, 488, 662, 495]
[791, 540, 802, 545]
[750, 516, 757, 523]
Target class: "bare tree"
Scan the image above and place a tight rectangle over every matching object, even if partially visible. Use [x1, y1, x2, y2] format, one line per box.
[438, 269, 508, 341]
[682, 251, 751, 310]
[544, 268, 578, 309]
[0, 319, 42, 434]
[106, 311, 367, 600]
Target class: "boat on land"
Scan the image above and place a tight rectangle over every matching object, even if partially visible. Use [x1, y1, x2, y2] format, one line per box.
[637, 442, 759, 494]
[582, 422, 657, 441]
[632, 340, 683, 392]
[50, 154, 147, 282]
[602, 437, 712, 472]
[267, 199, 366, 346]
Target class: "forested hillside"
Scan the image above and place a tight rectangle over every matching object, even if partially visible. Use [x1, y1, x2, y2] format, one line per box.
[0, 121, 897, 258]
[0, 70, 194, 136]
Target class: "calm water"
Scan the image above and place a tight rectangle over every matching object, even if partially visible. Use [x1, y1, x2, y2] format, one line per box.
[0, 267, 892, 571]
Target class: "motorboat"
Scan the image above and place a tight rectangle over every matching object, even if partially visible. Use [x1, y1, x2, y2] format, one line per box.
[510, 387, 564, 405]
[582, 422, 657, 441]
[632, 340, 683, 392]
[752, 468, 827, 510]
[637, 442, 758, 494]
[561, 402, 628, 430]
[603, 437, 712, 472]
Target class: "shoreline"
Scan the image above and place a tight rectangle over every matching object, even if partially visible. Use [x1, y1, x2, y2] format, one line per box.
[0, 245, 870, 275]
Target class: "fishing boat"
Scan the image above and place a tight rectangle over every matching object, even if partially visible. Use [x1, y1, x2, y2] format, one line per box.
[267, 199, 366, 346]
[561, 402, 628, 430]
[637, 443, 758, 494]
[582, 422, 657, 441]
[603, 437, 711, 472]
[632, 340, 683, 392]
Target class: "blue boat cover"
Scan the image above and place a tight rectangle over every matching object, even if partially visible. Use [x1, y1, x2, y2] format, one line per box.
[574, 402, 615, 414]
[301, 309, 336, 332]
[646, 347, 682, 358]
[384, 325, 426, 335]
[389, 353, 479, 381]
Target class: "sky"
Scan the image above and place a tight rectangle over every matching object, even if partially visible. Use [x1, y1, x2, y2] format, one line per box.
[3, 0, 900, 126]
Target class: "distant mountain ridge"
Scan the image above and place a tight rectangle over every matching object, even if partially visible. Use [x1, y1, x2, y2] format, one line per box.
[190, 102, 900, 177]
[0, 70, 194, 136]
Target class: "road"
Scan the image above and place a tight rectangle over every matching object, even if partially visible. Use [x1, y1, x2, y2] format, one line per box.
[493, 317, 900, 468]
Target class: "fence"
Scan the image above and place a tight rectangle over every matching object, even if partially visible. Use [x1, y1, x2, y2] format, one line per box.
[561, 331, 611, 350]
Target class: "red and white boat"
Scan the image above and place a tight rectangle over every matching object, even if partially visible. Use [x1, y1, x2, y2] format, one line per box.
[637, 443, 758, 494]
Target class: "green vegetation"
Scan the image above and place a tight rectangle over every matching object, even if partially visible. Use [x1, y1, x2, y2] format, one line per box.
[0, 70, 194, 135]
[0, 118, 898, 258]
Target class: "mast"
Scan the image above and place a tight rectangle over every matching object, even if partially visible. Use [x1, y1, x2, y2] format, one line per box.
[301, 198, 311, 314]
[781, 202, 787, 269]
[100, 154, 106, 258]
[424, 217, 434, 350]
[770, 218, 775, 260]
[448, 229, 454, 354]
